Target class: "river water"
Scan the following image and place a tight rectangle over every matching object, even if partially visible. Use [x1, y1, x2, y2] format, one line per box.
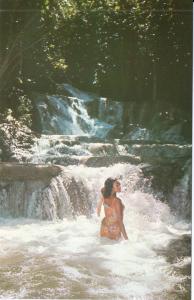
[0, 85, 191, 299]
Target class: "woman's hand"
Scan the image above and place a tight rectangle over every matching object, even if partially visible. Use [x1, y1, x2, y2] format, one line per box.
[124, 234, 128, 240]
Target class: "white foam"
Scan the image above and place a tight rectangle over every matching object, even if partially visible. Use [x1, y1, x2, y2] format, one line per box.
[0, 163, 190, 298]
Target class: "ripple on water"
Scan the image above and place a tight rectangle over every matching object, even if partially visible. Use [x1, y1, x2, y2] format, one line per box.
[0, 213, 191, 299]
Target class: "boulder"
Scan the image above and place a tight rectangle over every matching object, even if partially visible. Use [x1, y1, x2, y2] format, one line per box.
[0, 162, 61, 181]
[81, 155, 140, 167]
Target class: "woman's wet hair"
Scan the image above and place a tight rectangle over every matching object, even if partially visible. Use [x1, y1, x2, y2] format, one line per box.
[101, 177, 117, 198]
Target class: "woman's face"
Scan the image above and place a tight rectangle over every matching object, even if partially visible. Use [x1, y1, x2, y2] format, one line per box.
[112, 180, 121, 193]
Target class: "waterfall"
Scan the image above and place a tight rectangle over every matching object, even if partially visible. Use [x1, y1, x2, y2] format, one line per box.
[0, 162, 190, 225]
[36, 94, 114, 138]
[34, 84, 189, 144]
[0, 162, 190, 299]
[169, 159, 191, 219]
[57, 83, 97, 102]
[0, 163, 144, 220]
[0, 167, 94, 220]
[98, 97, 123, 124]
[0, 83, 191, 299]
[36, 95, 93, 135]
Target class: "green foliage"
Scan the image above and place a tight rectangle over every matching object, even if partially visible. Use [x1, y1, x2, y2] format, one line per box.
[0, 0, 192, 128]
[40, 0, 189, 97]
[17, 95, 33, 128]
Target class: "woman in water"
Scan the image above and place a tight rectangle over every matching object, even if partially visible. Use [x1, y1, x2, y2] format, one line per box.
[97, 178, 128, 240]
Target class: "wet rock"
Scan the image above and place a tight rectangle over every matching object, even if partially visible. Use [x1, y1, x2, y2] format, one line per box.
[127, 144, 191, 163]
[45, 156, 80, 166]
[87, 143, 118, 156]
[156, 235, 191, 300]
[41, 154, 141, 168]
[140, 158, 191, 220]
[123, 119, 191, 144]
[169, 159, 192, 220]
[82, 155, 140, 167]
[141, 162, 183, 199]
[0, 162, 62, 181]
[0, 164, 91, 219]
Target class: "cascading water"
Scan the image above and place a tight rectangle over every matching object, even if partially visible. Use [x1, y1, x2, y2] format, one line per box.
[36, 92, 114, 138]
[0, 163, 191, 299]
[169, 159, 192, 220]
[0, 84, 191, 299]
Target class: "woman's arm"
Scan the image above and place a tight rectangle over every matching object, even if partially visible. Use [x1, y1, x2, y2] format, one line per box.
[120, 221, 128, 240]
[115, 200, 128, 240]
[96, 196, 103, 217]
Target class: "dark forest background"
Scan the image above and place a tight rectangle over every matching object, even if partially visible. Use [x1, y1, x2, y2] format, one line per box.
[0, 0, 192, 139]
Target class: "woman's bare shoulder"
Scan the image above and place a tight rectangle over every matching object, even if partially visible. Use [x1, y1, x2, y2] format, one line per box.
[116, 197, 124, 207]
[116, 197, 122, 203]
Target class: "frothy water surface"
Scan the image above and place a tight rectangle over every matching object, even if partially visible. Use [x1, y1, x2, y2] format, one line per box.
[0, 164, 190, 299]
